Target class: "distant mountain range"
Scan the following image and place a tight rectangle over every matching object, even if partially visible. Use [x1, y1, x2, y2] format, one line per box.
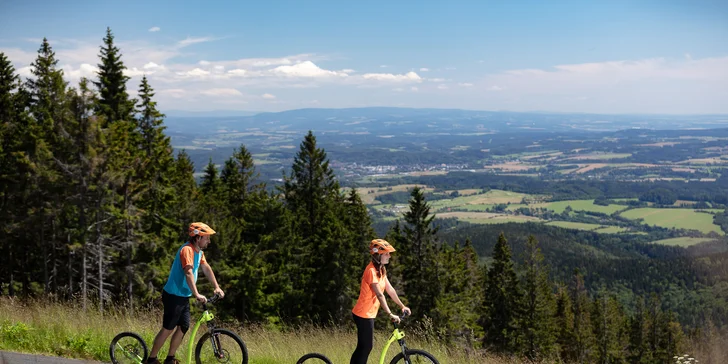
[162, 107, 728, 136]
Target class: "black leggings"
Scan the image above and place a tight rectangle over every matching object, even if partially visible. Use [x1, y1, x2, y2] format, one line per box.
[350, 313, 375, 364]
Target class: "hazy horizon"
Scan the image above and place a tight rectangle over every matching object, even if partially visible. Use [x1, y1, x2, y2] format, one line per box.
[1, 0, 727, 114]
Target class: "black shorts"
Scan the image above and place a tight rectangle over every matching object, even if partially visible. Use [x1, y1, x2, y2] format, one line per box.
[162, 290, 190, 331]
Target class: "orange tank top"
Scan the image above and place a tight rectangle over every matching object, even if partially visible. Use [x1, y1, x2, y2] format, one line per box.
[352, 262, 387, 319]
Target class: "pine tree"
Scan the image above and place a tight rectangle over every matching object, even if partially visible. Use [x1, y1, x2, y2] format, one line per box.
[25, 38, 70, 296]
[432, 238, 482, 346]
[481, 232, 522, 353]
[591, 290, 628, 364]
[570, 269, 596, 364]
[133, 76, 176, 302]
[281, 131, 353, 322]
[399, 186, 440, 321]
[0, 52, 20, 296]
[628, 296, 652, 364]
[520, 235, 557, 360]
[554, 283, 576, 362]
[59, 77, 115, 308]
[170, 150, 198, 235]
[94, 27, 135, 126]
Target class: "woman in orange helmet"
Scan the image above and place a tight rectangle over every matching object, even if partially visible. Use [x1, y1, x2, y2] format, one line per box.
[350, 239, 411, 364]
[146, 222, 225, 364]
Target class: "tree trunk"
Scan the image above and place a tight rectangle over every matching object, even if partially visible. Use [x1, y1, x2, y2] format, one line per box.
[82, 238, 87, 312]
[125, 181, 133, 312]
[52, 218, 58, 295]
[96, 200, 104, 313]
[43, 211, 49, 293]
[68, 233, 73, 300]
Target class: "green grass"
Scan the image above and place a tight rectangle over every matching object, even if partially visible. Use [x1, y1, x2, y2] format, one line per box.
[619, 208, 724, 235]
[0, 298, 499, 364]
[649, 237, 717, 247]
[545, 221, 604, 231]
[533, 200, 627, 214]
[428, 190, 531, 211]
[594, 226, 629, 234]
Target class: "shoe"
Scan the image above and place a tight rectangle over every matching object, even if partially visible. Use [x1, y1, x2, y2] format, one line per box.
[163, 358, 180, 364]
[146, 358, 161, 364]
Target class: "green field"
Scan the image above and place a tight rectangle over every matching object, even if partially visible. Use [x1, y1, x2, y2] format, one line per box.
[532, 200, 628, 214]
[544, 221, 627, 234]
[594, 226, 629, 234]
[436, 211, 541, 224]
[649, 237, 717, 247]
[619, 208, 724, 235]
[428, 190, 531, 211]
[545, 221, 605, 230]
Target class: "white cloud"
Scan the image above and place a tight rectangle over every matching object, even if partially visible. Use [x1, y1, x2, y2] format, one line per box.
[361, 71, 421, 82]
[339, 69, 356, 74]
[199, 60, 211, 66]
[437, 84, 448, 90]
[419, 68, 430, 72]
[261, 93, 276, 99]
[459, 83, 474, 87]
[144, 62, 162, 69]
[227, 69, 248, 77]
[177, 68, 210, 78]
[427, 78, 446, 82]
[148, 27, 161, 32]
[252, 58, 292, 67]
[124, 67, 147, 77]
[177, 36, 214, 48]
[480, 56, 728, 113]
[158, 88, 186, 98]
[200, 88, 243, 97]
[392, 88, 405, 92]
[271, 61, 347, 78]
[2, 47, 36, 66]
[62, 63, 99, 81]
[411, 86, 419, 92]
[380, 65, 388, 68]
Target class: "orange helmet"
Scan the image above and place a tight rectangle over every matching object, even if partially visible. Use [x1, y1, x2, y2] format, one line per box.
[189, 222, 216, 237]
[370, 239, 396, 255]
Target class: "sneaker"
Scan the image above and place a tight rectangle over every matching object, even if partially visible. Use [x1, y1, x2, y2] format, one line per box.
[146, 358, 161, 364]
[163, 358, 180, 364]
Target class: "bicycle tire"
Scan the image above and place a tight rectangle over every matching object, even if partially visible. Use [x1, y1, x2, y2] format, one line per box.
[296, 352, 333, 364]
[109, 331, 148, 364]
[195, 328, 248, 364]
[389, 349, 440, 364]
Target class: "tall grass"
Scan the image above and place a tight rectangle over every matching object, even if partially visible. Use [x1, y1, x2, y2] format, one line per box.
[0, 297, 514, 364]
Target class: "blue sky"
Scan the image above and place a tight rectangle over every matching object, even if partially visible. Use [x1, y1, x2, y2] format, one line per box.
[1, 0, 727, 114]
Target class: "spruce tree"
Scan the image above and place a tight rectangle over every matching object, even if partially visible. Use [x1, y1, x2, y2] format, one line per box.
[628, 296, 652, 364]
[481, 232, 522, 353]
[591, 290, 628, 364]
[520, 235, 557, 360]
[25, 38, 70, 296]
[399, 186, 440, 321]
[281, 131, 353, 322]
[94, 27, 135, 126]
[0, 52, 20, 295]
[570, 269, 596, 364]
[554, 283, 576, 362]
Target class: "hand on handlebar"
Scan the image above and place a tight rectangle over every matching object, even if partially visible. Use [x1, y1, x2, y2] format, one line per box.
[213, 287, 225, 299]
[195, 293, 207, 304]
[389, 312, 401, 324]
[401, 306, 411, 317]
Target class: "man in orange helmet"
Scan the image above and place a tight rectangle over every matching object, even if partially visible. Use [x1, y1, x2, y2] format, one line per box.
[146, 222, 225, 364]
